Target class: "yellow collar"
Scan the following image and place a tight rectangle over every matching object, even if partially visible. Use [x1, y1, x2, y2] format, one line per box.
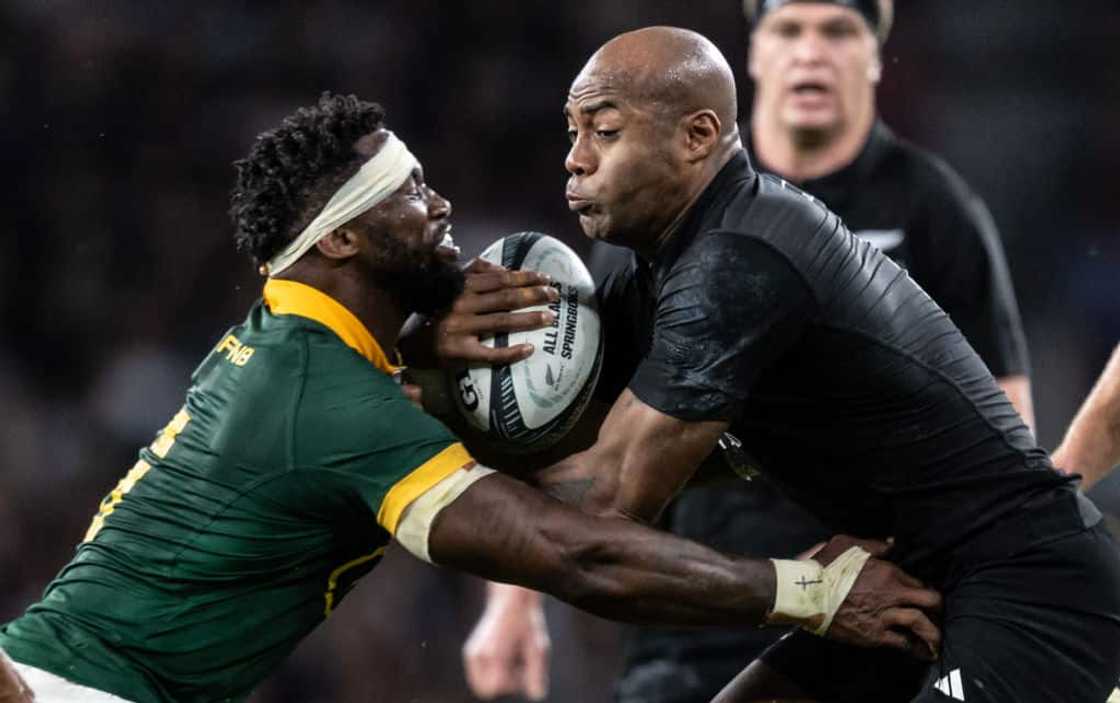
[262, 279, 401, 375]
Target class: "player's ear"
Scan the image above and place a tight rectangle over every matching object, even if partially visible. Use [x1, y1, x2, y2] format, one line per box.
[682, 109, 721, 163]
[868, 45, 883, 84]
[747, 37, 760, 81]
[315, 227, 361, 261]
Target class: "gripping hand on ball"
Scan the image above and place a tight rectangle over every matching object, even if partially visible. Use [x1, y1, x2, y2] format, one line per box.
[435, 258, 559, 365]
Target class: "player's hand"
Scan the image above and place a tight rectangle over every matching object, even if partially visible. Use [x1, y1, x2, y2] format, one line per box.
[463, 584, 550, 701]
[1049, 443, 1076, 476]
[436, 259, 558, 366]
[0, 651, 34, 702]
[816, 535, 942, 661]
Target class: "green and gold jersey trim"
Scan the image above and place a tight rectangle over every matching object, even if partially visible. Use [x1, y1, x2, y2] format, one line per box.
[377, 442, 474, 535]
[263, 278, 401, 375]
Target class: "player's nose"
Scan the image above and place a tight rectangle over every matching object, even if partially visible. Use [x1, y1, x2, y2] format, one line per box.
[565, 135, 595, 177]
[428, 188, 451, 219]
[792, 32, 828, 64]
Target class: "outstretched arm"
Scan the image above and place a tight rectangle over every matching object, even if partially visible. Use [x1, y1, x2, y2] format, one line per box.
[1052, 344, 1120, 489]
[431, 470, 773, 626]
[428, 470, 940, 652]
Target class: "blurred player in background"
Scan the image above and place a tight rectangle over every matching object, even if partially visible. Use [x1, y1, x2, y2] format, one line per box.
[465, 3, 1036, 701]
[0, 93, 940, 703]
[462, 24, 1120, 703]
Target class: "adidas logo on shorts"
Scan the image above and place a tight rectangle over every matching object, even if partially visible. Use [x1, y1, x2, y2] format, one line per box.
[933, 669, 965, 700]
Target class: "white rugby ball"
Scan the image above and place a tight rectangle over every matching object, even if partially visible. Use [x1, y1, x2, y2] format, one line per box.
[451, 232, 602, 450]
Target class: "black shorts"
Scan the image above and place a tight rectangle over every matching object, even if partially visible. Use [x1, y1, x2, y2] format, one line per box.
[760, 492, 1120, 702]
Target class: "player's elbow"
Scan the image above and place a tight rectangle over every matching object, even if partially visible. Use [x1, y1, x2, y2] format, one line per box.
[543, 525, 635, 612]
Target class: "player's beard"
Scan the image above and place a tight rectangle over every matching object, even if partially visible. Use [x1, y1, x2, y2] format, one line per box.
[366, 238, 465, 316]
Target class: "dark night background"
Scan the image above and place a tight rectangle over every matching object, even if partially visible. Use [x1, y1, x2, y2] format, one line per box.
[0, 1, 1117, 701]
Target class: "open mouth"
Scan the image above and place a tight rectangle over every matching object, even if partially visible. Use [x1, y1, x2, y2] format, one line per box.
[434, 224, 460, 258]
[791, 81, 830, 97]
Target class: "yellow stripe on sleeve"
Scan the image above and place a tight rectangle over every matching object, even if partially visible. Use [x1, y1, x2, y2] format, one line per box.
[377, 442, 474, 535]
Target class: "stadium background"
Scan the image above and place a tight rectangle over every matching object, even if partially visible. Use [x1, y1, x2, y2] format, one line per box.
[0, 1, 1116, 701]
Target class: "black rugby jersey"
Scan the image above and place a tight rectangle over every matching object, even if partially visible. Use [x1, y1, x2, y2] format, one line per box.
[749, 121, 1029, 378]
[594, 149, 1067, 575]
[607, 126, 1036, 701]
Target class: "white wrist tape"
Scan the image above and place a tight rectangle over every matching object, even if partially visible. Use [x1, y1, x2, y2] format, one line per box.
[767, 546, 872, 636]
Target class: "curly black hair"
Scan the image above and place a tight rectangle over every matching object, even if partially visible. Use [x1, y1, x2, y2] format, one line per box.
[229, 92, 386, 267]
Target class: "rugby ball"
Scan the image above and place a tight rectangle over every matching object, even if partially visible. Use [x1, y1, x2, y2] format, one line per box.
[451, 232, 602, 450]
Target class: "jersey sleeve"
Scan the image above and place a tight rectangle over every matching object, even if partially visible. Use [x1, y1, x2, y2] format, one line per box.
[909, 163, 1029, 378]
[294, 362, 475, 536]
[629, 232, 815, 422]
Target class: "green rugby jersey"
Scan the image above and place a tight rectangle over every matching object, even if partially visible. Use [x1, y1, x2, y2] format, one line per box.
[0, 279, 474, 702]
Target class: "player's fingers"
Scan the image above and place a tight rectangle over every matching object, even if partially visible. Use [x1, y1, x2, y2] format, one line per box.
[450, 310, 555, 337]
[464, 654, 517, 699]
[462, 271, 510, 294]
[888, 566, 930, 591]
[458, 340, 537, 365]
[439, 335, 535, 365]
[464, 258, 505, 275]
[455, 285, 559, 314]
[883, 608, 941, 660]
[462, 658, 493, 698]
[847, 537, 891, 557]
[463, 270, 553, 296]
[893, 583, 943, 614]
[876, 629, 917, 656]
[522, 638, 551, 701]
[462, 632, 498, 694]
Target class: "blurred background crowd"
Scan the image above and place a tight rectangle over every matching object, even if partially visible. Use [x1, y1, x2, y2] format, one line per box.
[0, 1, 1116, 701]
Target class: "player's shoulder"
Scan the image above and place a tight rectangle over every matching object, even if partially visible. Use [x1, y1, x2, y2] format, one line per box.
[196, 302, 307, 390]
[228, 302, 403, 414]
[296, 345, 452, 456]
[301, 336, 402, 410]
[736, 173, 835, 236]
[672, 226, 818, 318]
[700, 173, 841, 275]
[220, 303, 392, 382]
[878, 130, 982, 212]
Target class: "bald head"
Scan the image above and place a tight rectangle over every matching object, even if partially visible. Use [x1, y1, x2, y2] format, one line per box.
[563, 28, 743, 254]
[573, 27, 738, 132]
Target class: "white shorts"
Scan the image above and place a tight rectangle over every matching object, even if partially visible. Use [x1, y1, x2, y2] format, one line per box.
[8, 658, 132, 702]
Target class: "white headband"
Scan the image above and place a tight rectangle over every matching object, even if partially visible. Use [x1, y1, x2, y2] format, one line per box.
[264, 131, 419, 276]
